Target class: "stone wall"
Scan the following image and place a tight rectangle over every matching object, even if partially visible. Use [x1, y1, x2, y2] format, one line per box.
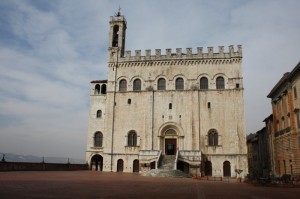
[0, 162, 88, 171]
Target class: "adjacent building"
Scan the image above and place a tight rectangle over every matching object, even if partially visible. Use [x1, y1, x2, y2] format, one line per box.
[86, 12, 248, 177]
[267, 61, 300, 177]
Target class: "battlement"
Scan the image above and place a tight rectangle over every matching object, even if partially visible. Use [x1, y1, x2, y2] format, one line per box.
[118, 45, 241, 62]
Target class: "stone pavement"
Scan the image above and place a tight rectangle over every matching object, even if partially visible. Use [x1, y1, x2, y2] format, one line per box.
[0, 171, 299, 199]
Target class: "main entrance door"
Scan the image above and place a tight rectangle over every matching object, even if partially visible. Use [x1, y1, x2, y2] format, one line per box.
[165, 139, 176, 155]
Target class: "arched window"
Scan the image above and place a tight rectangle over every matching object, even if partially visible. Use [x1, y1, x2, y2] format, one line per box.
[101, 84, 107, 94]
[216, 76, 225, 89]
[133, 79, 141, 91]
[96, 110, 102, 118]
[94, 132, 103, 147]
[95, 84, 100, 94]
[128, 131, 137, 147]
[200, 77, 208, 89]
[208, 129, 218, 146]
[158, 78, 166, 90]
[175, 77, 184, 90]
[119, 79, 127, 92]
[112, 25, 119, 47]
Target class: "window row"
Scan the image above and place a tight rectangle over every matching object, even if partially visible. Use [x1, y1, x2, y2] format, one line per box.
[93, 131, 139, 147]
[94, 130, 219, 147]
[119, 76, 225, 91]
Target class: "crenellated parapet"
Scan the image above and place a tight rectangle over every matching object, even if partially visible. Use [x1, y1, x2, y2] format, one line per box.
[114, 45, 241, 62]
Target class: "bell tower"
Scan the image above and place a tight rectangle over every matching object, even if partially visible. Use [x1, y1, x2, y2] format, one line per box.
[108, 8, 127, 62]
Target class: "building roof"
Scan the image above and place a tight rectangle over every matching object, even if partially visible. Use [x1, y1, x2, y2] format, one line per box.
[90, 80, 108, 83]
[267, 61, 300, 98]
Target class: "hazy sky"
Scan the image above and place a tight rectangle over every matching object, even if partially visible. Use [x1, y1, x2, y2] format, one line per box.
[0, 0, 299, 160]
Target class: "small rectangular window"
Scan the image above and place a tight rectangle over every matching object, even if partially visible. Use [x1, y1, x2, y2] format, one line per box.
[169, 103, 172, 109]
[294, 86, 298, 99]
[208, 102, 211, 109]
[297, 112, 300, 129]
[236, 84, 240, 88]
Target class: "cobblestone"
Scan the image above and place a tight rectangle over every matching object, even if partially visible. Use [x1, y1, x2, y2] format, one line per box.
[0, 171, 300, 199]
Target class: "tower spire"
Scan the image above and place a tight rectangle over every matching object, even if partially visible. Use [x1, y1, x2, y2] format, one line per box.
[115, 6, 121, 17]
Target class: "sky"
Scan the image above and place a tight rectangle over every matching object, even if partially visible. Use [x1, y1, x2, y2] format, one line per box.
[0, 0, 300, 160]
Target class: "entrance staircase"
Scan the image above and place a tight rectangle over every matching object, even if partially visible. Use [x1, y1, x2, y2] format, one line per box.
[142, 155, 191, 178]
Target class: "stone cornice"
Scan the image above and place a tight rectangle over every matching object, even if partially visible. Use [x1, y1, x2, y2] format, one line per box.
[108, 58, 242, 68]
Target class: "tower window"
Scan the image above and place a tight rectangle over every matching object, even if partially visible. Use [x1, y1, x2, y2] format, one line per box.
[128, 99, 131, 104]
[236, 83, 240, 89]
[101, 84, 107, 94]
[133, 79, 141, 91]
[175, 77, 184, 90]
[169, 103, 172, 110]
[158, 78, 166, 90]
[128, 131, 137, 147]
[208, 129, 218, 146]
[112, 25, 119, 47]
[96, 110, 102, 118]
[95, 84, 100, 94]
[208, 102, 211, 109]
[200, 77, 208, 89]
[119, 79, 127, 92]
[216, 76, 225, 89]
[94, 131, 103, 147]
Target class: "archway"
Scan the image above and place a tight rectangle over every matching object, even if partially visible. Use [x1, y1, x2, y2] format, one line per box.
[101, 84, 107, 94]
[117, 159, 124, 172]
[223, 161, 231, 177]
[162, 128, 178, 155]
[205, 161, 212, 176]
[90, 154, 103, 171]
[158, 122, 183, 155]
[133, 159, 139, 172]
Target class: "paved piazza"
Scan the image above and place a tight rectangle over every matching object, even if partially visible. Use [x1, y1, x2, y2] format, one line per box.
[0, 171, 299, 199]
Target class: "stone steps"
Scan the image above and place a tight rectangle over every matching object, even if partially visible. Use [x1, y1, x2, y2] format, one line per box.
[141, 169, 191, 178]
[141, 155, 191, 178]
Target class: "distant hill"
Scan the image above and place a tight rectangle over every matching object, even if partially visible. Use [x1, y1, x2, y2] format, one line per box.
[0, 152, 85, 164]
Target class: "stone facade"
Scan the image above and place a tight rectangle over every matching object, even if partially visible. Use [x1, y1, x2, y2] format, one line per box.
[86, 13, 248, 177]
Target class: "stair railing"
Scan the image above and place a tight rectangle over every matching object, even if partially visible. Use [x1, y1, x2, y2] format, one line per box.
[155, 150, 162, 169]
[174, 148, 179, 170]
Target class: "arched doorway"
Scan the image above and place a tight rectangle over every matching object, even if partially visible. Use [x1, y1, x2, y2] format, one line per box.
[205, 161, 212, 176]
[133, 159, 139, 172]
[159, 123, 183, 155]
[117, 159, 124, 172]
[90, 154, 103, 171]
[223, 161, 231, 177]
[164, 129, 177, 155]
[165, 139, 176, 155]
